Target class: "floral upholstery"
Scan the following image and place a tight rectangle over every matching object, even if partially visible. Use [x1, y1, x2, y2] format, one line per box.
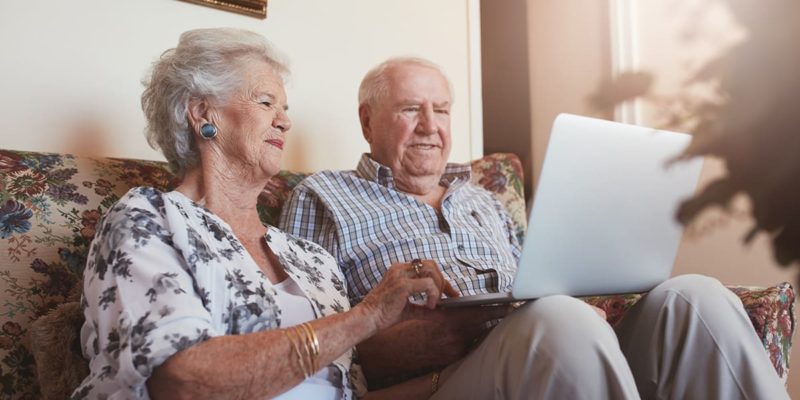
[0, 149, 793, 398]
[582, 282, 796, 380]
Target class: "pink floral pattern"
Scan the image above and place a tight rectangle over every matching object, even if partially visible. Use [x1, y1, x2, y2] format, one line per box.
[470, 153, 527, 243]
[0, 150, 793, 398]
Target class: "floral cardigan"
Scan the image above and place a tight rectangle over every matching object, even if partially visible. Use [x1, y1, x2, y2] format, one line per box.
[73, 187, 359, 399]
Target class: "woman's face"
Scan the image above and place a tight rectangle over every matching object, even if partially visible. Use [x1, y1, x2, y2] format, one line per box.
[209, 60, 291, 181]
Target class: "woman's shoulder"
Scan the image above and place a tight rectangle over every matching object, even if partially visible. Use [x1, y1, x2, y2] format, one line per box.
[100, 186, 175, 226]
[267, 225, 333, 259]
[116, 186, 168, 207]
[106, 185, 161, 209]
[85, 188, 178, 281]
[267, 226, 349, 303]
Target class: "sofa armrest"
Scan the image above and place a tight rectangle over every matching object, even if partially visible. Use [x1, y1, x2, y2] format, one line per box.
[582, 282, 796, 382]
[728, 283, 796, 379]
[469, 153, 527, 244]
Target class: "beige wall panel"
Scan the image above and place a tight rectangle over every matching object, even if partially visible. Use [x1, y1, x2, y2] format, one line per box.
[0, 0, 477, 172]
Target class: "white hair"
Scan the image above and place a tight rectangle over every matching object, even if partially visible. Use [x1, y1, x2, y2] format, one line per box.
[141, 28, 289, 177]
[358, 57, 454, 107]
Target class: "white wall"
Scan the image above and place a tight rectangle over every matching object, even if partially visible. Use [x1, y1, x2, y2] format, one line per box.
[0, 0, 479, 172]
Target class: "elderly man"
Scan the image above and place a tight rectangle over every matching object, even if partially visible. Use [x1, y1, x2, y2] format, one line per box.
[279, 57, 787, 399]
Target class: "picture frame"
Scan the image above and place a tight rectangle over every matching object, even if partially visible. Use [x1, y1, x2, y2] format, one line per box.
[178, 0, 268, 19]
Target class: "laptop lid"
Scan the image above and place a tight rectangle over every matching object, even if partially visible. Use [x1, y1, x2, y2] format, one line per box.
[510, 113, 704, 299]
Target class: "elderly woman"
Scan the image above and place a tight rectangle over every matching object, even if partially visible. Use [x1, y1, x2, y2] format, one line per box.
[73, 28, 457, 400]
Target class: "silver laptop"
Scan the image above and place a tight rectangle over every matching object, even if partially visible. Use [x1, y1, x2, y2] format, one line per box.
[438, 113, 704, 307]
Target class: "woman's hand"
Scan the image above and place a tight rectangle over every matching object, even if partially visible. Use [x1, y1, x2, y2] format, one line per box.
[358, 259, 459, 332]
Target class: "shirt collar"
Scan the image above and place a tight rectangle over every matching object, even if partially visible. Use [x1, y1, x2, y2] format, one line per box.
[355, 153, 472, 189]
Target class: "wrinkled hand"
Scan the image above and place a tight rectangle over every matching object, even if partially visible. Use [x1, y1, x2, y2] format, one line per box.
[359, 260, 459, 332]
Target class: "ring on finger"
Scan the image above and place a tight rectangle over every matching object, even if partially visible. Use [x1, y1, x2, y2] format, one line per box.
[411, 258, 423, 277]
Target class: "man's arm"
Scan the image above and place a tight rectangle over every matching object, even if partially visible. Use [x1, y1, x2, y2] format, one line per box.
[281, 183, 513, 382]
[357, 196, 524, 382]
[493, 196, 523, 263]
[357, 305, 511, 384]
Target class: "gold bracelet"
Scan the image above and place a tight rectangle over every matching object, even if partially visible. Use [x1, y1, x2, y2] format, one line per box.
[283, 328, 311, 378]
[301, 322, 320, 357]
[295, 325, 315, 374]
[297, 324, 319, 374]
[431, 370, 441, 394]
[299, 322, 320, 372]
[288, 327, 311, 378]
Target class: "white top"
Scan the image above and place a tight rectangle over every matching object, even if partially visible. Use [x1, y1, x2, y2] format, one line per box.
[272, 278, 341, 400]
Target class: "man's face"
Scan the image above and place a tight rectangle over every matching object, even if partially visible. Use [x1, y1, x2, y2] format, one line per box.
[361, 64, 452, 186]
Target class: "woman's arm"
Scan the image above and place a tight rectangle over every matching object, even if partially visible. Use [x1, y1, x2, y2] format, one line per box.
[148, 303, 377, 399]
[83, 191, 455, 399]
[148, 261, 456, 400]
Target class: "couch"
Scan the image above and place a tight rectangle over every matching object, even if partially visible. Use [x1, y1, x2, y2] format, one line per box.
[0, 149, 794, 399]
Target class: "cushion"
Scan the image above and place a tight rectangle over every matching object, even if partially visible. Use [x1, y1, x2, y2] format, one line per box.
[28, 302, 86, 400]
[0, 151, 177, 398]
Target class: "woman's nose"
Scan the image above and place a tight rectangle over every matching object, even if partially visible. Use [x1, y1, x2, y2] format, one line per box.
[274, 109, 292, 133]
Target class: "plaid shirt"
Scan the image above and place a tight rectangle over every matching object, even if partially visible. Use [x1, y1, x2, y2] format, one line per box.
[279, 154, 521, 304]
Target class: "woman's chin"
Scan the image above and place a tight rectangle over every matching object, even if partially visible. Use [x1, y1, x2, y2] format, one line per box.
[259, 163, 282, 181]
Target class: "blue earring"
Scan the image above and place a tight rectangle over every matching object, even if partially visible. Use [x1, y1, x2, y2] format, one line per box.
[200, 123, 217, 139]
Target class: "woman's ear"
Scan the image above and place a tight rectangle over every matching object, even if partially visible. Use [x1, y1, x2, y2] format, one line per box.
[187, 98, 210, 134]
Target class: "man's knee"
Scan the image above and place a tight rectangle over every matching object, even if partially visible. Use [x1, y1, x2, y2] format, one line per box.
[655, 273, 723, 291]
[497, 295, 617, 358]
[645, 274, 747, 329]
[478, 295, 633, 396]
[651, 274, 735, 306]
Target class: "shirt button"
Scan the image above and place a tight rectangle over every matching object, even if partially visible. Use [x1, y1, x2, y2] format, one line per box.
[457, 244, 465, 250]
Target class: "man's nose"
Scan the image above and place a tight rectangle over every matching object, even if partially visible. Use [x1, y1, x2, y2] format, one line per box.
[416, 108, 437, 135]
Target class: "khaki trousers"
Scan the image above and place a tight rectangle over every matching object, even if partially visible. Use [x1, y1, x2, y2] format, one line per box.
[431, 274, 788, 400]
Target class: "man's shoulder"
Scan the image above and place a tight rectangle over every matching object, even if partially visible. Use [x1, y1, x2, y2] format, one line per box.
[450, 182, 511, 219]
[455, 180, 500, 202]
[294, 169, 363, 192]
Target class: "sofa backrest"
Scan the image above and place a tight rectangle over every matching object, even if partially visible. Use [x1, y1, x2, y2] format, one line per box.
[0, 149, 525, 398]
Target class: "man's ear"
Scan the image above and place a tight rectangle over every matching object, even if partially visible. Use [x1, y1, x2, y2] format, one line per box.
[358, 104, 373, 143]
[187, 98, 210, 134]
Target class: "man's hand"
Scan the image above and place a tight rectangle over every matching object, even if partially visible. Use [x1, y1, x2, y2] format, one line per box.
[357, 260, 459, 333]
[357, 304, 512, 383]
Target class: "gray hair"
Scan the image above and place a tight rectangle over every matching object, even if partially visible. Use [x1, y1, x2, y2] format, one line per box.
[141, 28, 289, 177]
[358, 57, 454, 107]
